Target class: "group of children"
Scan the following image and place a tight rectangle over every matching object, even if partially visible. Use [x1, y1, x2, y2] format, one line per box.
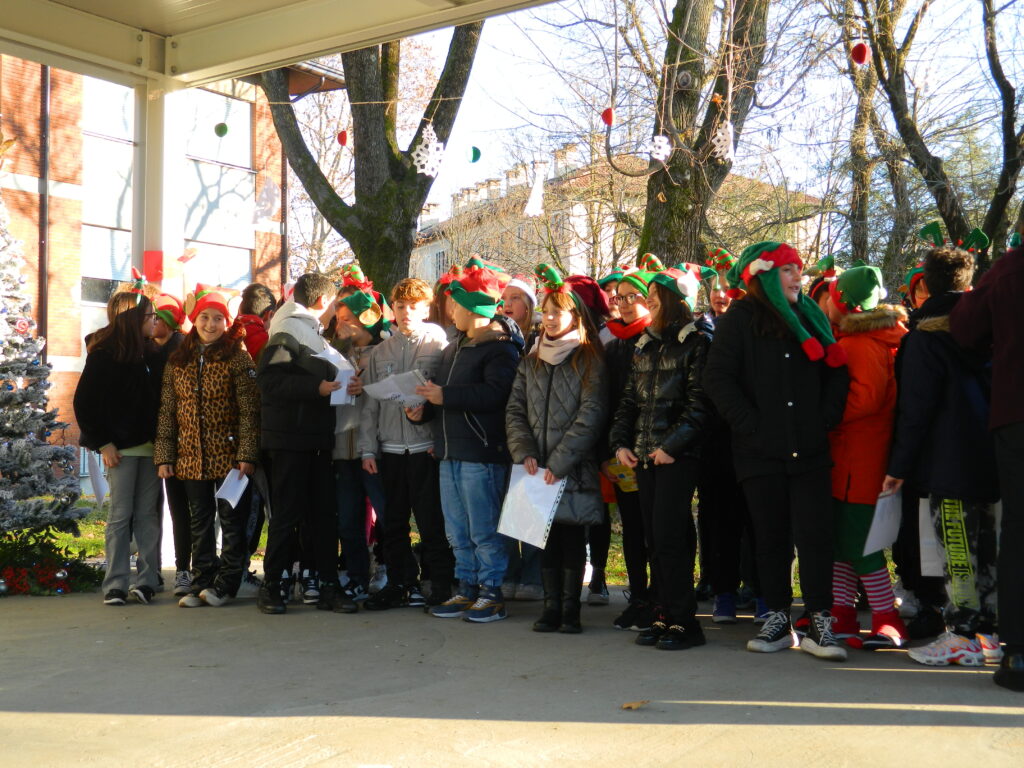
[72, 231, 1023, 692]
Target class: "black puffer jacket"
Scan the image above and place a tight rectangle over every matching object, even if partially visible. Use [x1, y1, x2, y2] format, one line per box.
[425, 314, 524, 464]
[609, 321, 712, 463]
[702, 298, 850, 481]
[888, 293, 998, 503]
[506, 348, 608, 525]
[74, 346, 160, 451]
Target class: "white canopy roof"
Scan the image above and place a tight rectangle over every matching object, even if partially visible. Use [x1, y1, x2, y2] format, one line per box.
[1, 0, 552, 87]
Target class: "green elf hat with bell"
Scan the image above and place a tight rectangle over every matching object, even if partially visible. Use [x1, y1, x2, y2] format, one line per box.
[705, 247, 737, 273]
[828, 265, 887, 314]
[340, 289, 385, 327]
[726, 241, 846, 366]
[650, 266, 702, 310]
[341, 262, 390, 314]
[449, 267, 504, 319]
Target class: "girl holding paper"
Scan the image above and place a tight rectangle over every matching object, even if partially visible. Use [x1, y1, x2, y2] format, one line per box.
[154, 285, 260, 608]
[608, 265, 713, 651]
[506, 265, 609, 634]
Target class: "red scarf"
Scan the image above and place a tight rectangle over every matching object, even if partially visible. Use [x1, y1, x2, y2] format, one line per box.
[606, 315, 651, 340]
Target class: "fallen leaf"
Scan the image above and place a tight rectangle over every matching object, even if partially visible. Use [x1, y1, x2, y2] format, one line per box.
[621, 700, 649, 710]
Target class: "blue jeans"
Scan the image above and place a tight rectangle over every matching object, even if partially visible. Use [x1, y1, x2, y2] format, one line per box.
[334, 459, 385, 588]
[505, 540, 542, 587]
[438, 460, 510, 588]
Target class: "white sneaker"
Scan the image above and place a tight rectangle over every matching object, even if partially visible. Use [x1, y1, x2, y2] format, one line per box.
[235, 570, 261, 599]
[976, 633, 1004, 663]
[173, 570, 192, 597]
[907, 631, 985, 666]
[199, 587, 231, 607]
[369, 564, 388, 594]
[893, 579, 920, 619]
[178, 593, 203, 607]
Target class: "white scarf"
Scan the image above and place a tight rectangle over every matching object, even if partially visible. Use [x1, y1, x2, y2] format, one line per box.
[537, 329, 581, 365]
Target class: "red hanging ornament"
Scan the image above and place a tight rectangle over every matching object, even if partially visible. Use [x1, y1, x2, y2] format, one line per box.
[337, 130, 348, 147]
[601, 107, 615, 127]
[851, 42, 870, 66]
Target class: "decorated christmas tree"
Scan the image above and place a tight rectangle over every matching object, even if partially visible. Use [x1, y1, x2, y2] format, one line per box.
[0, 135, 90, 595]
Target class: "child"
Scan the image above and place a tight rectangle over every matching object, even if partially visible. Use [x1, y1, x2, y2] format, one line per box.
[154, 285, 260, 607]
[148, 292, 193, 596]
[885, 246, 1000, 666]
[409, 266, 524, 622]
[328, 284, 389, 603]
[359, 278, 454, 609]
[822, 266, 909, 648]
[73, 289, 160, 605]
[233, 282, 277, 363]
[603, 262, 657, 630]
[609, 265, 713, 650]
[703, 242, 850, 661]
[506, 265, 609, 633]
[255, 272, 355, 615]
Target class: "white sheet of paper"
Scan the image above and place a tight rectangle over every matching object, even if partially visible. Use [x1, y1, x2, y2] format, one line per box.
[87, 450, 108, 507]
[863, 490, 902, 556]
[497, 464, 566, 549]
[214, 469, 250, 509]
[919, 499, 945, 577]
[314, 346, 356, 405]
[363, 370, 427, 407]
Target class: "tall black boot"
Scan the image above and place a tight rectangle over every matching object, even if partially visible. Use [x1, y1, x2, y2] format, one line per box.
[559, 568, 584, 634]
[532, 568, 562, 632]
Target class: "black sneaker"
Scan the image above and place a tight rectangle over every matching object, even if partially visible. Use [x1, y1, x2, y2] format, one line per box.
[635, 620, 668, 647]
[694, 577, 712, 602]
[407, 585, 427, 608]
[800, 610, 848, 661]
[130, 585, 155, 605]
[363, 583, 408, 610]
[258, 581, 286, 615]
[656, 621, 707, 650]
[301, 570, 320, 605]
[425, 583, 452, 607]
[906, 606, 946, 640]
[613, 600, 650, 631]
[746, 610, 795, 653]
[318, 581, 358, 614]
[103, 589, 127, 606]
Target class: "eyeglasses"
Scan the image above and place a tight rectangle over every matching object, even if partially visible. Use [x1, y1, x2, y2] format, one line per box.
[610, 293, 645, 306]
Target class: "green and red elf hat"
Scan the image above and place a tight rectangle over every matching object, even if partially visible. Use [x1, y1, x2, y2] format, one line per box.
[598, 268, 624, 288]
[437, 265, 464, 295]
[185, 283, 232, 324]
[919, 220, 990, 253]
[154, 293, 185, 330]
[449, 267, 504, 319]
[705, 247, 737, 272]
[341, 263, 390, 313]
[465, 254, 511, 288]
[638, 253, 664, 273]
[726, 241, 846, 366]
[828, 265, 887, 314]
[898, 261, 926, 297]
[127, 266, 147, 305]
[651, 266, 702, 310]
[534, 264, 610, 321]
[340, 289, 385, 327]
[807, 255, 844, 302]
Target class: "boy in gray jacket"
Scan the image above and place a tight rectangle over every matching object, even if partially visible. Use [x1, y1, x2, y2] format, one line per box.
[359, 278, 455, 608]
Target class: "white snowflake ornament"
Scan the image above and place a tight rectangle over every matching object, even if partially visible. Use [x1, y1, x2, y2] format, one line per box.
[710, 120, 734, 163]
[411, 124, 445, 177]
[648, 135, 672, 164]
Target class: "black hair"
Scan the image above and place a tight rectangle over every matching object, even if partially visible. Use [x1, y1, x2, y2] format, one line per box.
[238, 282, 276, 317]
[293, 272, 335, 309]
[923, 246, 975, 295]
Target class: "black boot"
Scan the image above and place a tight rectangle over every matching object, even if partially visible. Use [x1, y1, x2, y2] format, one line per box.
[532, 568, 562, 632]
[318, 580, 358, 614]
[257, 580, 285, 615]
[559, 568, 584, 634]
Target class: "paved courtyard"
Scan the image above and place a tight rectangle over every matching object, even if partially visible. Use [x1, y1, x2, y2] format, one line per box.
[2, 579, 1022, 767]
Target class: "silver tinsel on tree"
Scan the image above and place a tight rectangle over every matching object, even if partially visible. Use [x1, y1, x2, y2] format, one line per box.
[0, 191, 82, 533]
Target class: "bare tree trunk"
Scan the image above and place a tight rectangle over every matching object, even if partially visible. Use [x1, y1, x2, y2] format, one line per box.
[261, 23, 483, 293]
[638, 0, 770, 263]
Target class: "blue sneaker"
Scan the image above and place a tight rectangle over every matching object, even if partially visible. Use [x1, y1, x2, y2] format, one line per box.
[712, 593, 738, 624]
[753, 597, 770, 624]
[462, 587, 507, 623]
[429, 581, 479, 619]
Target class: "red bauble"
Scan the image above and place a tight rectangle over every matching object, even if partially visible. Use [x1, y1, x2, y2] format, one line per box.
[337, 130, 348, 147]
[601, 107, 614, 127]
[851, 42, 870, 66]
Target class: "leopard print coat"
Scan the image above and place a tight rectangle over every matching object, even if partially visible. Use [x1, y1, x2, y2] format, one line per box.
[154, 343, 260, 481]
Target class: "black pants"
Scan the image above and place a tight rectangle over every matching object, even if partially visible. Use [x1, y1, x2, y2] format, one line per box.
[995, 422, 1024, 648]
[586, 509, 611, 573]
[614, 485, 649, 599]
[742, 468, 833, 613]
[542, 522, 587, 572]
[163, 475, 191, 571]
[378, 451, 454, 588]
[698, 453, 755, 596]
[636, 458, 700, 624]
[264, 449, 337, 586]
[892, 480, 945, 609]
[182, 478, 249, 596]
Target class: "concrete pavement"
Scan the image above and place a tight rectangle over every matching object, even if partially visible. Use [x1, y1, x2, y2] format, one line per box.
[2, 580, 1023, 767]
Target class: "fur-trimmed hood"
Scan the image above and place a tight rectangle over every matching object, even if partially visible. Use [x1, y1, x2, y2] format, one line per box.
[916, 315, 950, 333]
[838, 304, 907, 334]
